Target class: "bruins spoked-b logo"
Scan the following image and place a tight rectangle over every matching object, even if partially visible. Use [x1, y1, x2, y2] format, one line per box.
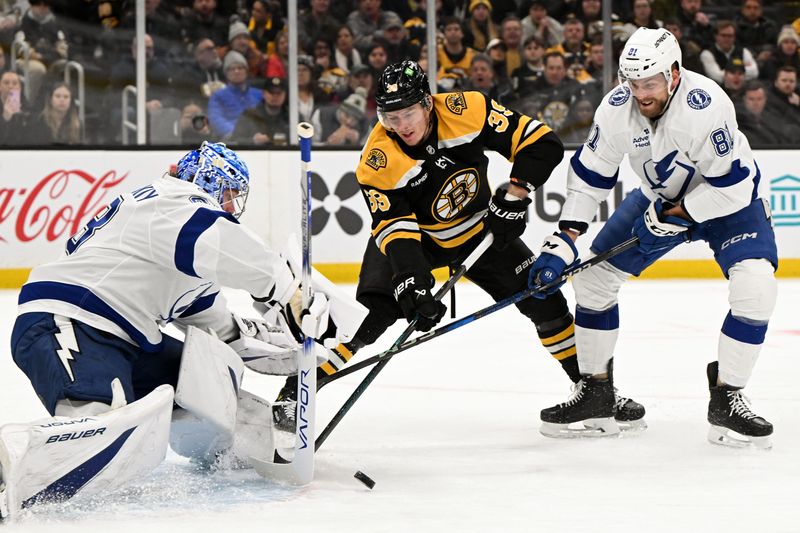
[365, 148, 387, 171]
[445, 92, 467, 115]
[433, 168, 479, 222]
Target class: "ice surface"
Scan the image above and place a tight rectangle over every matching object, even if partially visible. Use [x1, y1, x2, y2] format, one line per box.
[1, 280, 799, 532]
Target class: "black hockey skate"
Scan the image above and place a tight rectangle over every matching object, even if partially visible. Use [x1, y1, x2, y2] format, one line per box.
[706, 361, 773, 449]
[272, 378, 297, 434]
[540, 378, 620, 438]
[614, 391, 647, 431]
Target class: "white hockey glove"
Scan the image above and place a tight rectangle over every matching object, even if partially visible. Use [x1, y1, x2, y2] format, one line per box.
[227, 314, 327, 375]
[268, 235, 369, 349]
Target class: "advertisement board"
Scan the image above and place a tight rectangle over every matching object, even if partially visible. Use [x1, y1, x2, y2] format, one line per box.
[0, 148, 797, 286]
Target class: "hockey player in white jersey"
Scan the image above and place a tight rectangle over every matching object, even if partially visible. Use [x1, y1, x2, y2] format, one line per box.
[529, 28, 777, 447]
[1, 142, 365, 519]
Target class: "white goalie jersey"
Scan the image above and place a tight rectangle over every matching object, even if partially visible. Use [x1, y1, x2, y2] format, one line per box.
[17, 175, 297, 352]
[561, 69, 765, 228]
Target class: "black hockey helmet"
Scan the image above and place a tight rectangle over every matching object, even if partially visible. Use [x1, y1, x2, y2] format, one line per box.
[375, 60, 431, 113]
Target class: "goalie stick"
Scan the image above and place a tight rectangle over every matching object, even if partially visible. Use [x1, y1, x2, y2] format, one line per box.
[251, 122, 316, 485]
[314, 232, 495, 450]
[313, 235, 640, 450]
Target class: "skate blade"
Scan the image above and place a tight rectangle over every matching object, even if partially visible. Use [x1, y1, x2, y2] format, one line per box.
[540, 418, 620, 439]
[616, 418, 648, 432]
[707, 425, 772, 450]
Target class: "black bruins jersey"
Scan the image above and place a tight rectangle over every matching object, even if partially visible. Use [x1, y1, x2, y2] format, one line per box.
[355, 90, 563, 273]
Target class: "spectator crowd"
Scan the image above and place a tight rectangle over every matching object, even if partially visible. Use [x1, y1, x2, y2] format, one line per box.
[0, 0, 799, 147]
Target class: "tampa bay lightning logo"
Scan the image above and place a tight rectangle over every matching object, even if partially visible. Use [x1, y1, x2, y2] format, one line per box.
[608, 86, 631, 106]
[687, 89, 711, 110]
[159, 282, 215, 324]
[643, 150, 695, 202]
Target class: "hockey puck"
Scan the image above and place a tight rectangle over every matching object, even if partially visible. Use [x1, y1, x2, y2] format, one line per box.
[354, 470, 376, 489]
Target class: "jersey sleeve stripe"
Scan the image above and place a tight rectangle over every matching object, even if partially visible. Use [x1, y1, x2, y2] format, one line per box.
[705, 159, 751, 188]
[571, 146, 619, 190]
[373, 214, 418, 235]
[379, 230, 422, 253]
[175, 208, 238, 278]
[419, 210, 486, 240]
[511, 123, 552, 161]
[438, 130, 482, 149]
[429, 221, 484, 248]
[18, 281, 163, 352]
[374, 220, 421, 250]
[509, 116, 533, 157]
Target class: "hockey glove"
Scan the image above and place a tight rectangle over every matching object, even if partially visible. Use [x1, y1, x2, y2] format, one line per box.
[528, 231, 579, 299]
[392, 272, 447, 332]
[486, 189, 531, 250]
[633, 199, 692, 255]
[227, 314, 327, 375]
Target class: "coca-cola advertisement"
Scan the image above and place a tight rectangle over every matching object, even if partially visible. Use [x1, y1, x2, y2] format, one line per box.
[0, 153, 170, 268]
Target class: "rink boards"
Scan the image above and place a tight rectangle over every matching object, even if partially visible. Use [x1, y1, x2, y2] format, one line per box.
[0, 148, 798, 286]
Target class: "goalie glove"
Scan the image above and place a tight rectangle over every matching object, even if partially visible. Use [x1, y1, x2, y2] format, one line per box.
[227, 314, 327, 375]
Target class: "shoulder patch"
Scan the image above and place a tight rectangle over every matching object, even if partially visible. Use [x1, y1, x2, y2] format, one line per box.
[445, 92, 468, 115]
[608, 86, 630, 106]
[365, 148, 387, 171]
[687, 88, 711, 110]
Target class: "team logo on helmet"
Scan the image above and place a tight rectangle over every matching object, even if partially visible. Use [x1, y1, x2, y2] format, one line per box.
[432, 168, 479, 222]
[386, 83, 399, 93]
[365, 148, 388, 171]
[445, 92, 468, 115]
[687, 89, 711, 110]
[608, 86, 631, 106]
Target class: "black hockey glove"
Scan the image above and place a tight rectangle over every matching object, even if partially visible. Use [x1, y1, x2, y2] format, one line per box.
[392, 272, 447, 332]
[486, 189, 531, 250]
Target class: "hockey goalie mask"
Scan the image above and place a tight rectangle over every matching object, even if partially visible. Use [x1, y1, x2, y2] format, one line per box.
[178, 142, 250, 218]
[618, 27, 682, 96]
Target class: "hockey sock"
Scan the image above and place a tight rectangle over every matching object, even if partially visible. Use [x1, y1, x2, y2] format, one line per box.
[537, 315, 579, 382]
[315, 339, 365, 390]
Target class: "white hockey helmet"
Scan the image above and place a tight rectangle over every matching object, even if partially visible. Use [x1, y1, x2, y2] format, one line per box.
[618, 27, 682, 93]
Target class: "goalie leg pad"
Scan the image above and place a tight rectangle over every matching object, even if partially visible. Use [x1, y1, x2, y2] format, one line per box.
[0, 385, 173, 518]
[171, 327, 244, 461]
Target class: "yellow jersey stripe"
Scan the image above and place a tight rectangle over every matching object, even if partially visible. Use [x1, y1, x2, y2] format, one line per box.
[380, 231, 422, 253]
[429, 222, 484, 248]
[509, 115, 533, 159]
[374, 215, 418, 234]
[513, 124, 552, 159]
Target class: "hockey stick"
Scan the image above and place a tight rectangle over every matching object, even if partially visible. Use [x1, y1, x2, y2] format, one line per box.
[315, 235, 640, 395]
[251, 122, 316, 485]
[314, 232, 495, 451]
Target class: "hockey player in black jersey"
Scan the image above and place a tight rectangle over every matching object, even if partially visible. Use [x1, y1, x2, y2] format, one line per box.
[274, 60, 644, 431]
